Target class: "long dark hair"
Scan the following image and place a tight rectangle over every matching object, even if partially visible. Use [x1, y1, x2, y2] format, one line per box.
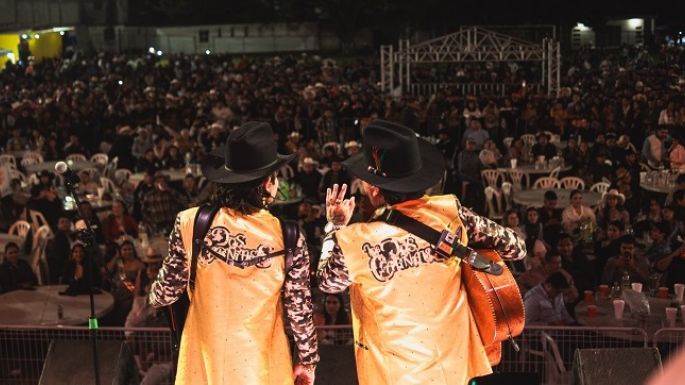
[323, 293, 349, 325]
[210, 174, 275, 215]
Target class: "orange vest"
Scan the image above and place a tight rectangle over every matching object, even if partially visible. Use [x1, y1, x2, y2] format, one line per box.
[176, 207, 293, 385]
[335, 195, 492, 385]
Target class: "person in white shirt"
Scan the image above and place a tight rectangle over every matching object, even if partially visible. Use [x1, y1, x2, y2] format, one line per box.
[562, 190, 597, 235]
[642, 127, 670, 169]
[524, 272, 576, 325]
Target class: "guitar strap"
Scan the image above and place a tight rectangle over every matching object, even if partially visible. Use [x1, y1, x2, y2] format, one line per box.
[375, 208, 502, 275]
[375, 207, 520, 352]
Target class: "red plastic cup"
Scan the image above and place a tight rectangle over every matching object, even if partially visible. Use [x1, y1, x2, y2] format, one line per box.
[584, 290, 594, 304]
[658, 287, 669, 299]
[599, 285, 609, 297]
[587, 304, 598, 318]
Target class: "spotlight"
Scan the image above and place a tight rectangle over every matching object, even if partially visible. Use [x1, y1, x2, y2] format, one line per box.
[156, 50, 163, 56]
[34, 34, 40, 39]
[118, 80, 123, 85]
[148, 47, 156, 54]
[59, 31, 65, 36]
[205, 49, 211, 55]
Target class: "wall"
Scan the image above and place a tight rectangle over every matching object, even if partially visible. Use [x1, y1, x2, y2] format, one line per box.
[0, 33, 19, 67]
[85, 22, 329, 54]
[0, 0, 81, 31]
[606, 18, 644, 46]
[28, 31, 62, 59]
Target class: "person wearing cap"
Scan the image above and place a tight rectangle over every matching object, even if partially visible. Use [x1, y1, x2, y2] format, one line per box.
[344, 140, 361, 157]
[531, 132, 557, 160]
[316, 120, 526, 385]
[320, 155, 350, 200]
[149, 122, 318, 385]
[141, 172, 185, 235]
[597, 189, 630, 227]
[295, 157, 322, 200]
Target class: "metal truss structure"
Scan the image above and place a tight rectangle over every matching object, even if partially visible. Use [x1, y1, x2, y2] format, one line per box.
[380, 26, 561, 97]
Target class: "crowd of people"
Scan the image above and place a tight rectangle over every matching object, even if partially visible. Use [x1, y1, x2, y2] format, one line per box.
[1, 43, 685, 340]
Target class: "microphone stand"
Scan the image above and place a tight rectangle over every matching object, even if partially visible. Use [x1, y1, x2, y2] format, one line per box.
[62, 176, 102, 385]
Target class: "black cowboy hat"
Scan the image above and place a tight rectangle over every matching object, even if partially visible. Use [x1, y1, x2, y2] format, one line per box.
[201, 121, 294, 184]
[343, 120, 445, 193]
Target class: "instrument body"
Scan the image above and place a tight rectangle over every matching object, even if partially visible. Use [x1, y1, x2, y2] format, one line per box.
[462, 249, 525, 365]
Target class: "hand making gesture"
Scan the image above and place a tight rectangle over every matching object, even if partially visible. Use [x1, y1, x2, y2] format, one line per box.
[326, 183, 356, 226]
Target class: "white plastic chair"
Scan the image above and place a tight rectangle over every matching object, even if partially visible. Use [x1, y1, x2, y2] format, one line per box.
[481, 169, 504, 188]
[90, 153, 109, 166]
[541, 332, 571, 385]
[590, 182, 610, 195]
[350, 178, 363, 195]
[521, 134, 536, 148]
[322, 142, 341, 155]
[20, 157, 40, 168]
[8, 220, 31, 239]
[0, 154, 17, 168]
[484, 186, 504, 220]
[81, 167, 99, 179]
[548, 166, 561, 179]
[29, 210, 51, 234]
[197, 176, 209, 191]
[508, 169, 530, 190]
[66, 153, 87, 162]
[100, 177, 118, 194]
[501, 182, 513, 210]
[31, 225, 52, 286]
[32, 225, 53, 252]
[559, 176, 586, 190]
[9, 169, 27, 185]
[532, 177, 561, 189]
[278, 164, 295, 180]
[22, 151, 43, 164]
[114, 168, 133, 185]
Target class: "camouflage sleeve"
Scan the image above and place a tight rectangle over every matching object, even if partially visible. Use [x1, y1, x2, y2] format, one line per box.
[283, 233, 320, 365]
[458, 201, 527, 260]
[316, 226, 352, 293]
[149, 215, 188, 307]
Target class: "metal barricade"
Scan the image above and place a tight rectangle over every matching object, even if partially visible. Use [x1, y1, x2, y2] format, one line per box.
[0, 324, 651, 385]
[0, 325, 173, 385]
[653, 327, 685, 360]
[498, 326, 649, 385]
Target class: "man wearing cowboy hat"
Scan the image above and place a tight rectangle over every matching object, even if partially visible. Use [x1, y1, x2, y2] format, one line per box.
[317, 120, 526, 385]
[150, 122, 318, 385]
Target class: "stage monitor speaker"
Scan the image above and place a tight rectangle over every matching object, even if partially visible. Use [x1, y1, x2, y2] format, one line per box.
[38, 340, 137, 385]
[573, 348, 662, 385]
[469, 372, 541, 385]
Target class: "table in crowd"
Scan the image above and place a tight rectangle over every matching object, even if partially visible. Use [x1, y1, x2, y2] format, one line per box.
[0, 285, 114, 326]
[498, 157, 573, 180]
[640, 170, 682, 195]
[24, 160, 97, 175]
[513, 188, 603, 209]
[128, 167, 193, 188]
[576, 282, 685, 342]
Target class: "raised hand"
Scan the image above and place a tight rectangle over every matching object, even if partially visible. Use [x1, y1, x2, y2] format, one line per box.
[326, 183, 355, 226]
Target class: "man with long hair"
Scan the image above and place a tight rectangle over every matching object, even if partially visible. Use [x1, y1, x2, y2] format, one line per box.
[150, 122, 318, 385]
[318, 120, 526, 384]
